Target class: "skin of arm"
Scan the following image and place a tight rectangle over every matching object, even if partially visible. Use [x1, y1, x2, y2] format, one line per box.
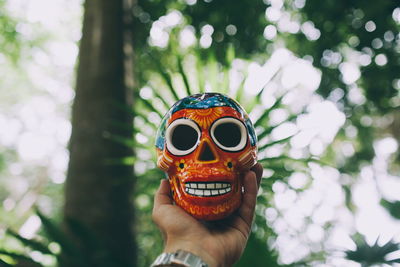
[152, 163, 263, 267]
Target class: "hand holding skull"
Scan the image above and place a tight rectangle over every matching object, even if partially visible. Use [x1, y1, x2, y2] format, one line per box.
[153, 93, 262, 266]
[152, 163, 263, 267]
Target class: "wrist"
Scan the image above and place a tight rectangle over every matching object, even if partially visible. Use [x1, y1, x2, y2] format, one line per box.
[164, 239, 222, 267]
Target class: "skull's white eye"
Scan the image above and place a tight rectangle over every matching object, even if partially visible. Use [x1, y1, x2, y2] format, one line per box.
[210, 117, 247, 152]
[166, 118, 200, 156]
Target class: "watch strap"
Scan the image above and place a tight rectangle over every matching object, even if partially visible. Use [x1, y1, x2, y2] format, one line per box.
[151, 249, 208, 267]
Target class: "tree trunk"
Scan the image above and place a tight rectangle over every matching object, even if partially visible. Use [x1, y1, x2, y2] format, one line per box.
[63, 0, 135, 266]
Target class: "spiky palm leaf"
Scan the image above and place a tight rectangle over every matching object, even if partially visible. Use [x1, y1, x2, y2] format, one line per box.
[0, 209, 126, 267]
[345, 234, 400, 266]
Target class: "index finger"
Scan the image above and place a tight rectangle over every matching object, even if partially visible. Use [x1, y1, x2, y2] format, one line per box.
[250, 163, 263, 188]
[237, 170, 258, 230]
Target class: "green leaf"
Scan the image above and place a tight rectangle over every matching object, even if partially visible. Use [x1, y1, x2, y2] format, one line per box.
[6, 229, 52, 255]
[246, 66, 282, 111]
[177, 55, 192, 96]
[104, 156, 136, 165]
[108, 120, 135, 133]
[207, 52, 219, 92]
[135, 64, 171, 111]
[256, 112, 301, 141]
[147, 51, 181, 101]
[345, 234, 400, 265]
[258, 133, 297, 152]
[221, 67, 230, 95]
[134, 110, 158, 130]
[155, 62, 180, 101]
[64, 217, 101, 251]
[259, 155, 321, 165]
[388, 258, 400, 263]
[343, 185, 356, 212]
[235, 78, 246, 104]
[235, 233, 281, 267]
[254, 94, 285, 128]
[195, 50, 205, 93]
[0, 258, 13, 267]
[257, 126, 274, 141]
[225, 43, 235, 65]
[35, 210, 78, 257]
[135, 92, 164, 118]
[134, 140, 153, 150]
[0, 250, 40, 265]
[104, 133, 135, 147]
[150, 87, 172, 111]
[380, 199, 400, 220]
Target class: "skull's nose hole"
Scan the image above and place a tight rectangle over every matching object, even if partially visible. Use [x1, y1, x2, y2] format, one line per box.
[198, 142, 216, 162]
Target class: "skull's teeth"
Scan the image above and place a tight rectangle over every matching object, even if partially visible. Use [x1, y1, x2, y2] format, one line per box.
[185, 182, 231, 197]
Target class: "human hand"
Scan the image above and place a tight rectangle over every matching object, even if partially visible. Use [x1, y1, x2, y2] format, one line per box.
[152, 163, 263, 267]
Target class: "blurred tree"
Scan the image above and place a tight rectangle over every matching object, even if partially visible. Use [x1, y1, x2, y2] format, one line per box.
[63, 0, 136, 266]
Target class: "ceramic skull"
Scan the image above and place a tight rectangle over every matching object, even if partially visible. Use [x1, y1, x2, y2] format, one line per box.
[155, 93, 257, 220]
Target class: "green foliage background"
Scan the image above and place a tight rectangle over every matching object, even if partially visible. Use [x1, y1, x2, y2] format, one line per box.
[1, 0, 400, 266]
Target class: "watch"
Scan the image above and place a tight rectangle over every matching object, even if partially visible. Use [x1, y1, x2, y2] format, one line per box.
[150, 249, 209, 267]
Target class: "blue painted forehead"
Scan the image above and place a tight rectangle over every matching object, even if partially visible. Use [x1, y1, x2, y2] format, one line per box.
[171, 93, 243, 113]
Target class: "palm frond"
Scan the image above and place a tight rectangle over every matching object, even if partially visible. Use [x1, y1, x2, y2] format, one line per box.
[259, 155, 321, 165]
[0, 250, 43, 266]
[177, 55, 192, 96]
[254, 94, 285, 128]
[104, 133, 135, 147]
[207, 52, 219, 92]
[135, 91, 164, 118]
[258, 133, 297, 152]
[150, 87, 172, 111]
[6, 229, 52, 255]
[195, 50, 206, 93]
[150, 54, 180, 101]
[0, 258, 13, 267]
[134, 110, 158, 130]
[35, 210, 79, 257]
[345, 234, 400, 265]
[235, 77, 246, 104]
[256, 113, 299, 141]
[380, 199, 400, 220]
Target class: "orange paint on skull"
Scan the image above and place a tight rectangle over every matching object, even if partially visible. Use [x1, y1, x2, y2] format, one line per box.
[156, 93, 257, 220]
[188, 107, 224, 128]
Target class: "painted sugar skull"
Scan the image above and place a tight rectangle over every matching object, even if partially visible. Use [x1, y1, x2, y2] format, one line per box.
[155, 93, 257, 220]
